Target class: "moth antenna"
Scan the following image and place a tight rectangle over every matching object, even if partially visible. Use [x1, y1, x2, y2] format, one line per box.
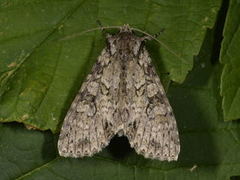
[59, 25, 122, 41]
[96, 20, 106, 34]
[153, 28, 165, 38]
[96, 20, 103, 30]
[59, 25, 182, 62]
[131, 27, 183, 61]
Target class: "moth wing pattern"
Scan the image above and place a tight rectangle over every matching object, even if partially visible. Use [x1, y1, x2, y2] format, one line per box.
[58, 48, 121, 158]
[58, 24, 180, 161]
[124, 47, 180, 161]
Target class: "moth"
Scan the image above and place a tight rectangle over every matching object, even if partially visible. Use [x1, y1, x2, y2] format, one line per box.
[58, 25, 180, 161]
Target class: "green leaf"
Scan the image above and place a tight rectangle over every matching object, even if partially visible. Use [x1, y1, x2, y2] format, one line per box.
[0, 0, 221, 131]
[220, 0, 240, 121]
[1, 27, 240, 180]
[0, 123, 56, 180]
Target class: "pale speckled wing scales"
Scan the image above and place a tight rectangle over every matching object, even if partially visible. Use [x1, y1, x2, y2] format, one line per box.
[58, 49, 121, 158]
[124, 48, 180, 161]
[58, 24, 180, 160]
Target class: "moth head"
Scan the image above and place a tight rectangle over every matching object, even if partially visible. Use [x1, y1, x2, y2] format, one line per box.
[119, 24, 132, 33]
[106, 26, 148, 58]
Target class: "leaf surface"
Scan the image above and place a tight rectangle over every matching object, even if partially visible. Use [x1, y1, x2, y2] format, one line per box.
[220, 0, 240, 121]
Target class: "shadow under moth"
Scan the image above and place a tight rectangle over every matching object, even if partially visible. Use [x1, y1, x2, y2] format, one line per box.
[58, 25, 180, 161]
